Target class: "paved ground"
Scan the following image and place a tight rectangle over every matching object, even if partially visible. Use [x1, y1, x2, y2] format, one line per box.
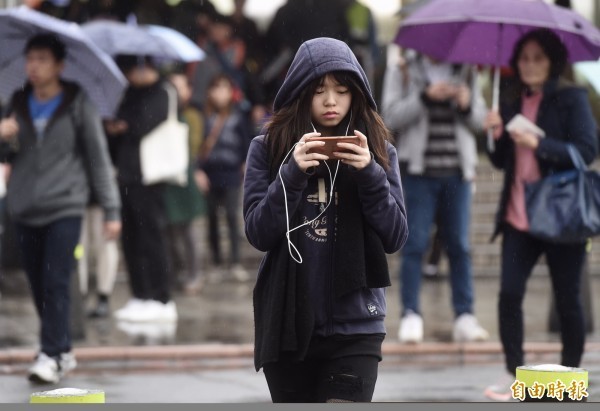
[1, 247, 600, 403]
[2, 257, 599, 349]
[2, 353, 600, 403]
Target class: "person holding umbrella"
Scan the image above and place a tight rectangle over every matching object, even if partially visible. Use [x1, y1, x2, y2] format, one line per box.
[483, 29, 598, 401]
[0, 34, 121, 384]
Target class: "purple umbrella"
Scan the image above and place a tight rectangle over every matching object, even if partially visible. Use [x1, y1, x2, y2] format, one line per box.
[395, 0, 600, 148]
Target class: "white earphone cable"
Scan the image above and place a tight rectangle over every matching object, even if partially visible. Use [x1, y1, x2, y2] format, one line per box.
[278, 111, 351, 263]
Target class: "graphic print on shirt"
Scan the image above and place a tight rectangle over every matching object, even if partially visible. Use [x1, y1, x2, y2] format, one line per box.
[303, 177, 329, 243]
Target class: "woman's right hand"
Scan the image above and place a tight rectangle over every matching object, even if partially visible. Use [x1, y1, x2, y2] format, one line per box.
[484, 111, 504, 140]
[0, 117, 19, 140]
[293, 132, 328, 173]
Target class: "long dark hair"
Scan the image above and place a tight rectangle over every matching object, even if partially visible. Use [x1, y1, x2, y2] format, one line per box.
[265, 71, 391, 175]
[510, 29, 568, 85]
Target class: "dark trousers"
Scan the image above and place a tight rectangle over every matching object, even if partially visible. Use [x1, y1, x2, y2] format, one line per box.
[264, 355, 379, 403]
[120, 184, 170, 303]
[16, 217, 82, 357]
[166, 222, 198, 285]
[263, 336, 380, 403]
[206, 186, 241, 265]
[499, 225, 587, 374]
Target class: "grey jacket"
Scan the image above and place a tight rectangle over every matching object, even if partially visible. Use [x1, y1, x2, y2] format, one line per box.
[381, 53, 486, 180]
[5, 81, 120, 226]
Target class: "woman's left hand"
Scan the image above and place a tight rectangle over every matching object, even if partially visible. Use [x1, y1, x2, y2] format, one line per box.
[333, 130, 372, 170]
[510, 129, 540, 149]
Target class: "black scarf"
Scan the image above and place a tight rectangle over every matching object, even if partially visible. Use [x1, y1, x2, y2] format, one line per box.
[253, 164, 390, 371]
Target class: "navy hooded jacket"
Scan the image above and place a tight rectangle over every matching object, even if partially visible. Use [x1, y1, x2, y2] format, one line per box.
[243, 38, 408, 369]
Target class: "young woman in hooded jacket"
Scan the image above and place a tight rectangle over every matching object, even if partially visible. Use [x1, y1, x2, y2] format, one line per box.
[243, 37, 408, 403]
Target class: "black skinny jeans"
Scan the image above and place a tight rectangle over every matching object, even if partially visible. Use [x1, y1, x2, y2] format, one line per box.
[263, 335, 381, 403]
[499, 225, 587, 374]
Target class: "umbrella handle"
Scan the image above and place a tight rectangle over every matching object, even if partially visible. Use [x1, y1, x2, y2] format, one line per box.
[487, 129, 495, 152]
[487, 65, 501, 152]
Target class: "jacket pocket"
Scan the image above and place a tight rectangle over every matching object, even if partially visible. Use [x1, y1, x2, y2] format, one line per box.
[332, 287, 386, 323]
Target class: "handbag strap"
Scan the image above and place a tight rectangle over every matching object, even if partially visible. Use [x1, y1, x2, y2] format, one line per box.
[566, 144, 587, 171]
[163, 83, 178, 122]
[198, 114, 227, 162]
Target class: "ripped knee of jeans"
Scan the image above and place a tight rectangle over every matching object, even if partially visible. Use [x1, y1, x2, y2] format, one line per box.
[326, 373, 363, 401]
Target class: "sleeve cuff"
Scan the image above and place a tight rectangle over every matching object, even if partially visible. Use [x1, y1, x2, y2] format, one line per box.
[103, 208, 121, 222]
[280, 156, 310, 190]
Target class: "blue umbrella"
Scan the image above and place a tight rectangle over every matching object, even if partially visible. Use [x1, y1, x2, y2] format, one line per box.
[82, 20, 205, 63]
[0, 6, 127, 118]
[146, 25, 205, 63]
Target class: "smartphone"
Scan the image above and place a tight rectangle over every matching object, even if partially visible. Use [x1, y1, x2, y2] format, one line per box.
[305, 136, 360, 157]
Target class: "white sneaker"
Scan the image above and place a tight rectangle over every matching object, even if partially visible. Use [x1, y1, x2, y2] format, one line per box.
[28, 352, 76, 384]
[484, 371, 517, 401]
[453, 313, 489, 342]
[58, 352, 77, 375]
[113, 298, 146, 321]
[28, 353, 59, 384]
[117, 321, 177, 344]
[119, 300, 178, 322]
[153, 300, 178, 322]
[398, 311, 424, 343]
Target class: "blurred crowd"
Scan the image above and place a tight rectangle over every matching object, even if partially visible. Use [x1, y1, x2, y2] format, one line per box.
[22, 0, 382, 114]
[0, 0, 388, 385]
[0, 0, 599, 400]
[0, 0, 386, 318]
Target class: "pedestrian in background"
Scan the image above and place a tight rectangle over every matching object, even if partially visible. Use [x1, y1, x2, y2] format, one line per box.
[261, 0, 350, 105]
[341, 0, 379, 89]
[196, 73, 251, 282]
[0, 34, 121, 384]
[243, 37, 408, 403]
[189, 12, 247, 111]
[106, 55, 176, 323]
[163, 72, 206, 295]
[382, 50, 489, 344]
[483, 29, 598, 401]
[78, 204, 120, 318]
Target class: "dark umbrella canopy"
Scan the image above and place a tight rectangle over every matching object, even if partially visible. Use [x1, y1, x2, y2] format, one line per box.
[0, 6, 126, 118]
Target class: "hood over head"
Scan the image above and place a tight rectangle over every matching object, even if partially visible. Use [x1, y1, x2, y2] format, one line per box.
[273, 37, 376, 111]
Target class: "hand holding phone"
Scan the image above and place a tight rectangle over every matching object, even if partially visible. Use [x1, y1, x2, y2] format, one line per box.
[305, 135, 360, 157]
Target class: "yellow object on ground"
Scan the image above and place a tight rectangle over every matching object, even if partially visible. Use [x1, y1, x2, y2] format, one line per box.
[30, 388, 105, 404]
[515, 364, 588, 402]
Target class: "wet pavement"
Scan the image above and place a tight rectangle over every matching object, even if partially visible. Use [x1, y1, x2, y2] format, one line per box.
[1, 229, 600, 402]
[2, 255, 600, 349]
[2, 353, 600, 403]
